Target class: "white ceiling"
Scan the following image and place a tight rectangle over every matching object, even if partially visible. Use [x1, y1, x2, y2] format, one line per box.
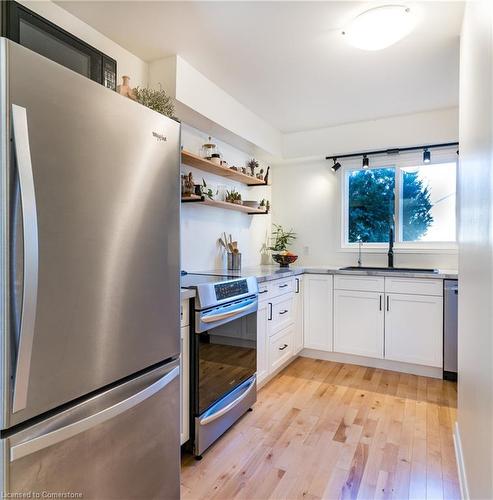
[57, 1, 464, 133]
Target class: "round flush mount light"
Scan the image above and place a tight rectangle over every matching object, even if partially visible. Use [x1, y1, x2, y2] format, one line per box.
[342, 5, 415, 51]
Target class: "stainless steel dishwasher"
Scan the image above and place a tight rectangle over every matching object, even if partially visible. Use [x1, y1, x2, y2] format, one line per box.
[444, 279, 458, 381]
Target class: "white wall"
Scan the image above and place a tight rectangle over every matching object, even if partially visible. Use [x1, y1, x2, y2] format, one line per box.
[272, 111, 460, 269]
[20, 1, 149, 87]
[149, 55, 282, 158]
[456, 2, 493, 499]
[181, 124, 272, 272]
[283, 107, 459, 159]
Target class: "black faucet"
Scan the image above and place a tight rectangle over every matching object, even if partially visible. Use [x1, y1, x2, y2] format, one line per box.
[388, 226, 394, 268]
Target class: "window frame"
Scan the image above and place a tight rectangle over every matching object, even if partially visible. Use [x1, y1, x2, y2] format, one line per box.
[340, 148, 458, 253]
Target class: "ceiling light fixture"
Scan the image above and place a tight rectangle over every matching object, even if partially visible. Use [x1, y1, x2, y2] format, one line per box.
[362, 155, 369, 168]
[332, 158, 341, 172]
[342, 5, 415, 51]
[423, 148, 431, 163]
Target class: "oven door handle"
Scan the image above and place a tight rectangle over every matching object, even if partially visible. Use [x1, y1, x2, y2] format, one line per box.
[199, 376, 256, 426]
[200, 299, 257, 324]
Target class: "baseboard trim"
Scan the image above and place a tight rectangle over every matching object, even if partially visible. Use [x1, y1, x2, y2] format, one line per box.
[453, 421, 469, 500]
[257, 352, 301, 390]
[300, 349, 443, 379]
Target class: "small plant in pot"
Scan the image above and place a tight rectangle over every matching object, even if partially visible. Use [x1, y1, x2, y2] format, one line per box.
[199, 178, 217, 200]
[225, 188, 242, 205]
[269, 224, 298, 267]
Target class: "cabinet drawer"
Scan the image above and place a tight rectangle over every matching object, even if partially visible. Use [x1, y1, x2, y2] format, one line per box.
[269, 326, 293, 374]
[269, 277, 295, 298]
[385, 277, 443, 296]
[257, 282, 270, 303]
[269, 294, 294, 335]
[334, 275, 384, 292]
[180, 299, 189, 327]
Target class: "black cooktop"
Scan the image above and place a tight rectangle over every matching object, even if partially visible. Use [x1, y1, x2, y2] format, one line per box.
[181, 272, 238, 289]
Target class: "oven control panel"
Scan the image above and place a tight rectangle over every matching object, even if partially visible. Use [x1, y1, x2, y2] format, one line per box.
[214, 279, 249, 301]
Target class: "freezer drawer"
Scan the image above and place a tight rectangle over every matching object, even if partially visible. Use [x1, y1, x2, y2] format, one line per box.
[3, 361, 180, 499]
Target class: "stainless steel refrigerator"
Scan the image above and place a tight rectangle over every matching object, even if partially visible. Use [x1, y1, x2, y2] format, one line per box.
[0, 38, 181, 498]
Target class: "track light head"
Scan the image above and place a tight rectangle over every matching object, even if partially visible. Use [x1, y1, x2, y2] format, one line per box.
[362, 155, 369, 168]
[331, 158, 341, 172]
[423, 148, 431, 164]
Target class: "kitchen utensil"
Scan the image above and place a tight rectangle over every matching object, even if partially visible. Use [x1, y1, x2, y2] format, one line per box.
[227, 252, 242, 270]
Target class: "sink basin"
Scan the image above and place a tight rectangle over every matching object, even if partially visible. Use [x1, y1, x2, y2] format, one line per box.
[339, 266, 438, 274]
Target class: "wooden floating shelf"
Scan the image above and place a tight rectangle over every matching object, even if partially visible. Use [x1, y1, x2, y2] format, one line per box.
[182, 195, 269, 215]
[181, 150, 268, 186]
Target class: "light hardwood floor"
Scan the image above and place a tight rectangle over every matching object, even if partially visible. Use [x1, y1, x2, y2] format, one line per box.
[181, 357, 459, 500]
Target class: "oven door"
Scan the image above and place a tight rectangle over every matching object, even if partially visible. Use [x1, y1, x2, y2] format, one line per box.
[195, 298, 257, 415]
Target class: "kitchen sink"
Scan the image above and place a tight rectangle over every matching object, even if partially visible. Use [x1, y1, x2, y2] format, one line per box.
[339, 266, 438, 274]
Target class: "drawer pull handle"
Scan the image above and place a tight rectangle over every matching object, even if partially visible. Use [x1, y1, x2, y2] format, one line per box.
[279, 344, 288, 351]
[279, 310, 288, 315]
[279, 284, 289, 288]
[268, 303, 273, 321]
[295, 278, 300, 293]
[258, 290, 268, 294]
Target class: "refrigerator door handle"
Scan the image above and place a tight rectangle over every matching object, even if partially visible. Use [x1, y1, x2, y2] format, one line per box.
[10, 365, 179, 462]
[11, 104, 39, 413]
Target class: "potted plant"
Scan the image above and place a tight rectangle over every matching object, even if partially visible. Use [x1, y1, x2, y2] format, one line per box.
[269, 224, 298, 267]
[199, 178, 217, 200]
[225, 188, 242, 205]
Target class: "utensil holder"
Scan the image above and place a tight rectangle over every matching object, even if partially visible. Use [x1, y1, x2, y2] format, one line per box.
[227, 252, 242, 271]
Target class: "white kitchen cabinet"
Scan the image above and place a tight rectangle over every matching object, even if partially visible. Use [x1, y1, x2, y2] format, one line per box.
[180, 325, 189, 445]
[269, 293, 294, 335]
[269, 324, 294, 374]
[385, 293, 443, 367]
[256, 299, 269, 385]
[334, 290, 384, 358]
[303, 274, 333, 351]
[293, 276, 304, 354]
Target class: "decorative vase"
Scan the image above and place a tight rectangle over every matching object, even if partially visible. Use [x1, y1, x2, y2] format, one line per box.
[117, 76, 136, 100]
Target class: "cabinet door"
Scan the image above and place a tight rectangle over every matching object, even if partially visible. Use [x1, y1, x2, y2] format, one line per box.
[180, 326, 189, 445]
[385, 294, 443, 367]
[303, 275, 333, 351]
[293, 276, 304, 354]
[256, 300, 269, 384]
[334, 290, 384, 358]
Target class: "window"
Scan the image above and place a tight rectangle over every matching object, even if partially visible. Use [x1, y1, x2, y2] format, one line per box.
[343, 152, 457, 248]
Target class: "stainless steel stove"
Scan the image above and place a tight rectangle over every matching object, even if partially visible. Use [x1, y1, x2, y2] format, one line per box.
[181, 273, 258, 458]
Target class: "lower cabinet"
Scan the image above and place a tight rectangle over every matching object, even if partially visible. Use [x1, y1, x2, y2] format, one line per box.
[257, 299, 269, 385]
[293, 276, 304, 354]
[256, 276, 303, 384]
[269, 324, 294, 374]
[303, 274, 333, 351]
[334, 289, 384, 358]
[180, 325, 189, 445]
[385, 293, 443, 367]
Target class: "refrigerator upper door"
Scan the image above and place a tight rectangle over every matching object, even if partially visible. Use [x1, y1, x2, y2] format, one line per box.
[2, 40, 180, 427]
[6, 360, 180, 499]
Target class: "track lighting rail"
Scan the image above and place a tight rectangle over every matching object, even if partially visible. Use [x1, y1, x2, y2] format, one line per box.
[327, 142, 459, 172]
[325, 142, 459, 162]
